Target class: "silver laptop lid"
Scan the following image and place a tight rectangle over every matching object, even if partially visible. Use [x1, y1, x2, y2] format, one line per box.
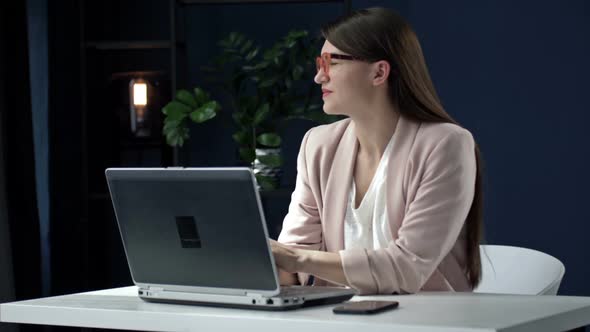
[105, 167, 280, 297]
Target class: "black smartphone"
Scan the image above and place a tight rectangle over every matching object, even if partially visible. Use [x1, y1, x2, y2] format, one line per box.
[332, 300, 399, 315]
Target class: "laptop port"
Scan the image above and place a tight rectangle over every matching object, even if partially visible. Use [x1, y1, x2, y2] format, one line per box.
[266, 299, 274, 305]
[252, 299, 256, 304]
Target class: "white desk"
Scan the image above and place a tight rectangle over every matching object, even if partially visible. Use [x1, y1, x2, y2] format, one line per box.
[1, 286, 590, 332]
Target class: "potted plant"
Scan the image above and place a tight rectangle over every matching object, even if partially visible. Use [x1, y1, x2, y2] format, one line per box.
[203, 30, 340, 189]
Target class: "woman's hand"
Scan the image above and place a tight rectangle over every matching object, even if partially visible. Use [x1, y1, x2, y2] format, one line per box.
[269, 239, 349, 287]
[269, 239, 303, 273]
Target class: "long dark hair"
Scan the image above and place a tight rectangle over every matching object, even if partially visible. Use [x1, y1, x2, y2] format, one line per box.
[322, 7, 484, 289]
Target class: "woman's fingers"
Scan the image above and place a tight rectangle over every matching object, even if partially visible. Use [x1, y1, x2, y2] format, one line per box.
[269, 239, 298, 272]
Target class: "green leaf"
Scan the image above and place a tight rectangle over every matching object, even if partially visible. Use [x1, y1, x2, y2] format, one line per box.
[163, 122, 180, 145]
[193, 87, 209, 105]
[190, 101, 218, 123]
[214, 100, 222, 112]
[288, 30, 308, 39]
[292, 106, 305, 115]
[224, 48, 239, 54]
[256, 61, 269, 70]
[253, 103, 270, 126]
[259, 77, 277, 88]
[255, 174, 278, 190]
[228, 32, 238, 45]
[176, 89, 197, 108]
[245, 47, 259, 61]
[307, 103, 321, 111]
[232, 111, 248, 126]
[263, 49, 275, 61]
[239, 147, 256, 164]
[232, 130, 250, 145]
[163, 118, 181, 132]
[162, 101, 190, 121]
[235, 34, 245, 47]
[257, 133, 281, 147]
[240, 40, 253, 54]
[257, 154, 283, 168]
[165, 125, 189, 147]
[189, 109, 216, 124]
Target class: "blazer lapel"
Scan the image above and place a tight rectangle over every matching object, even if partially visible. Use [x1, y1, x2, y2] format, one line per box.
[385, 115, 421, 235]
[321, 115, 421, 250]
[323, 120, 358, 252]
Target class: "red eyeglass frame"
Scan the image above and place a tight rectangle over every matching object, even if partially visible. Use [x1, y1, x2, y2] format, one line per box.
[315, 52, 363, 77]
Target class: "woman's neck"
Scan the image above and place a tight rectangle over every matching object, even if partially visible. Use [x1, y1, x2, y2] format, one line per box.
[350, 103, 400, 163]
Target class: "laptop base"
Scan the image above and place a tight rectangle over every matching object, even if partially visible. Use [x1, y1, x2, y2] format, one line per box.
[140, 293, 354, 311]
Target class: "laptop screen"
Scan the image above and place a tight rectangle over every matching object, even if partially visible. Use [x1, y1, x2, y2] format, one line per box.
[106, 168, 278, 292]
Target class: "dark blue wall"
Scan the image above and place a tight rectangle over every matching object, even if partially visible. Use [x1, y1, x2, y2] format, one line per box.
[182, 0, 590, 296]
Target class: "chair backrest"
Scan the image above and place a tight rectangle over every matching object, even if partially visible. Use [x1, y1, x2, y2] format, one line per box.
[473, 245, 565, 295]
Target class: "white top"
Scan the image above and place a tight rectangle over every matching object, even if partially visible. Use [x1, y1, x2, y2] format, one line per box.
[3, 286, 590, 332]
[344, 132, 395, 250]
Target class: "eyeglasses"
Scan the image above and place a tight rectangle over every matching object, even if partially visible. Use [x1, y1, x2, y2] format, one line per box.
[315, 52, 363, 77]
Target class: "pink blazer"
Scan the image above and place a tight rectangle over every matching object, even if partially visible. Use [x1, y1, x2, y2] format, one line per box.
[277, 115, 477, 295]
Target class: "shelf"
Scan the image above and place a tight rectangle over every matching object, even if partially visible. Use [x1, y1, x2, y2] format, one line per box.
[85, 40, 175, 50]
[180, 0, 346, 4]
[110, 70, 167, 81]
[119, 140, 165, 149]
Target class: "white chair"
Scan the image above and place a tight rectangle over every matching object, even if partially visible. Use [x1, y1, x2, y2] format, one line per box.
[473, 245, 565, 295]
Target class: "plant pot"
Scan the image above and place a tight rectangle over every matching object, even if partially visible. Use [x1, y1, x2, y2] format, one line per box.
[253, 148, 283, 189]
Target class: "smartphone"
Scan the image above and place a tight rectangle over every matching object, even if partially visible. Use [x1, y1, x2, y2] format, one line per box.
[332, 300, 399, 315]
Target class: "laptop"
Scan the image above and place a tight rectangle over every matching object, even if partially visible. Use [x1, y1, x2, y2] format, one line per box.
[105, 167, 355, 310]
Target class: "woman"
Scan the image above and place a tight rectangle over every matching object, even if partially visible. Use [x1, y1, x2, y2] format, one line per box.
[270, 7, 483, 295]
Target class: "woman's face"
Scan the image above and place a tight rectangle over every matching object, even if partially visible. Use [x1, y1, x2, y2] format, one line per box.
[314, 40, 375, 117]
